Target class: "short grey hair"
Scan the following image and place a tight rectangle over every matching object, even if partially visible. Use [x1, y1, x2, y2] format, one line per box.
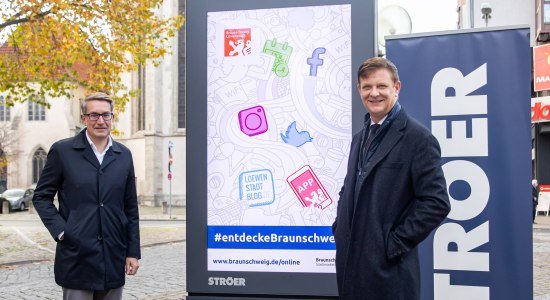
[81, 92, 114, 114]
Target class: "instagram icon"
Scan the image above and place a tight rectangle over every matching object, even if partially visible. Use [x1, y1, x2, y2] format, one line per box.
[238, 105, 269, 137]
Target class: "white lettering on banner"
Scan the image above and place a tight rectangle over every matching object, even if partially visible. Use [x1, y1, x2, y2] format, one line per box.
[434, 274, 490, 299]
[431, 64, 487, 116]
[431, 64, 490, 299]
[433, 222, 489, 271]
[431, 64, 488, 157]
[432, 118, 488, 157]
[441, 161, 490, 220]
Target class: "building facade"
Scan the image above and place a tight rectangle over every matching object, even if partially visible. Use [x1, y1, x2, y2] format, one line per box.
[0, 0, 187, 206]
[0, 87, 84, 191]
[115, 0, 186, 206]
[534, 0, 550, 184]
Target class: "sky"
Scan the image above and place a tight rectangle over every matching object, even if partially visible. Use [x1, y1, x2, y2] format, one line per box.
[0, 1, 461, 46]
[379, 0, 459, 34]
[0, 1, 459, 41]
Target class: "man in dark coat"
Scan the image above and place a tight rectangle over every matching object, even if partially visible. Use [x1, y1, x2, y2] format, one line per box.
[33, 92, 140, 299]
[332, 57, 450, 299]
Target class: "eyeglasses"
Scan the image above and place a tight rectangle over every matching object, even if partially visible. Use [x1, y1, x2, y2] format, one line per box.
[84, 113, 113, 121]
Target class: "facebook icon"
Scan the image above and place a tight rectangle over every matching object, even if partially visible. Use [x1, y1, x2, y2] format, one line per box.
[307, 47, 326, 76]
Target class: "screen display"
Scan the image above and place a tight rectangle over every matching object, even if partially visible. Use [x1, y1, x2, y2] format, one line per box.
[206, 4, 352, 274]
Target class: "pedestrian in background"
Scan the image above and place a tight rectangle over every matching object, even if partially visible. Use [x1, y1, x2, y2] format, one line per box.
[33, 92, 140, 300]
[533, 179, 539, 223]
[332, 57, 450, 299]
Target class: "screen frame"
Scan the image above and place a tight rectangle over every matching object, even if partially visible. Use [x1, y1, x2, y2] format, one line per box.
[186, 0, 375, 297]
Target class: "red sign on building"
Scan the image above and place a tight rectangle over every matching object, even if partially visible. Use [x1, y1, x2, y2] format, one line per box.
[534, 44, 550, 92]
[532, 96, 550, 123]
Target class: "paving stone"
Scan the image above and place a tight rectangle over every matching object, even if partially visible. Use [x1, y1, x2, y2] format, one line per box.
[0, 242, 186, 299]
[0, 213, 548, 299]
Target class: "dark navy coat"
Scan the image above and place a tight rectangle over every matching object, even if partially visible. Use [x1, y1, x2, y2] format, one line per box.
[33, 131, 140, 290]
[332, 110, 450, 299]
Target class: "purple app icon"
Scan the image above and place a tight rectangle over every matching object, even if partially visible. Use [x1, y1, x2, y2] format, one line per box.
[238, 105, 268, 136]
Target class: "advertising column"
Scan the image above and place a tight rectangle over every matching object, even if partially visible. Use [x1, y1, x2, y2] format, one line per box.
[186, 0, 375, 298]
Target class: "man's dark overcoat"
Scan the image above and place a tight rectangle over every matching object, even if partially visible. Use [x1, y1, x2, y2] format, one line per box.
[33, 130, 140, 290]
[332, 109, 450, 299]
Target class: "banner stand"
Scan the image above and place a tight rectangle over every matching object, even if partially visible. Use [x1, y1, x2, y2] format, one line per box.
[386, 26, 532, 300]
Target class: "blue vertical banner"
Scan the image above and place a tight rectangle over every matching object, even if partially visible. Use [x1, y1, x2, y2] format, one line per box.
[387, 27, 532, 300]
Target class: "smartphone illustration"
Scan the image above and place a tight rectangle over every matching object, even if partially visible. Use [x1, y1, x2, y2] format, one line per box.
[287, 165, 332, 210]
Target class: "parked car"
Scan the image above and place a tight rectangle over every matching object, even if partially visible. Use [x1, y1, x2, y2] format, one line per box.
[0, 188, 34, 211]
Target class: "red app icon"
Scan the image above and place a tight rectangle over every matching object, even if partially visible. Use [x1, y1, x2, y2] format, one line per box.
[224, 28, 252, 57]
[287, 165, 332, 209]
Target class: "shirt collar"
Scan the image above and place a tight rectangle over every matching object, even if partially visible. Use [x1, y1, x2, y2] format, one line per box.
[364, 101, 401, 127]
[372, 115, 388, 126]
[85, 130, 112, 154]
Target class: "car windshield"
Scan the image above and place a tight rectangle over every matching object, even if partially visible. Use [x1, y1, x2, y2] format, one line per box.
[3, 190, 24, 197]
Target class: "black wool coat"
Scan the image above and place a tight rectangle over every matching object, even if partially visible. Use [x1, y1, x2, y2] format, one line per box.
[33, 131, 140, 291]
[332, 110, 450, 299]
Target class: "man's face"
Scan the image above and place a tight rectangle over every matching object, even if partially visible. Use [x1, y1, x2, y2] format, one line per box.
[357, 68, 401, 123]
[81, 100, 113, 142]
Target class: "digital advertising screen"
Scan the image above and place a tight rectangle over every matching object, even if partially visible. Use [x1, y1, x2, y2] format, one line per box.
[187, 0, 375, 298]
[206, 4, 351, 274]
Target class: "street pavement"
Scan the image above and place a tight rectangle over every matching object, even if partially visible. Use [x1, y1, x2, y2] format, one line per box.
[0, 206, 549, 299]
[0, 206, 186, 299]
[534, 214, 550, 300]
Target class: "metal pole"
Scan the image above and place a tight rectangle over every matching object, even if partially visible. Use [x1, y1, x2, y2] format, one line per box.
[168, 140, 173, 219]
[169, 176, 172, 219]
[469, 0, 475, 28]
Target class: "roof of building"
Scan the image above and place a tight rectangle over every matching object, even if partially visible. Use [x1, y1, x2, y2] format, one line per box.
[0, 42, 90, 81]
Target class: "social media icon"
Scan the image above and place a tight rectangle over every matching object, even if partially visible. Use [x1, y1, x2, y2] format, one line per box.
[307, 47, 326, 76]
[238, 105, 268, 136]
[287, 165, 333, 210]
[280, 121, 313, 147]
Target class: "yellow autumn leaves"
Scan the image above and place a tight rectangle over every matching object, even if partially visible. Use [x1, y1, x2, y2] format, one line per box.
[0, 0, 184, 110]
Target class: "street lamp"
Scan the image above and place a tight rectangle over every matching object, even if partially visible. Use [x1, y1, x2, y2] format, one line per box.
[481, 2, 492, 27]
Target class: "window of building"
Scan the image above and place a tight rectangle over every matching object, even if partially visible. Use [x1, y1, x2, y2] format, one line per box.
[0, 96, 10, 122]
[32, 148, 47, 184]
[28, 101, 46, 121]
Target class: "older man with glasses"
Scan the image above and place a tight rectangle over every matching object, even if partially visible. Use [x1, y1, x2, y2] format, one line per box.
[33, 92, 140, 300]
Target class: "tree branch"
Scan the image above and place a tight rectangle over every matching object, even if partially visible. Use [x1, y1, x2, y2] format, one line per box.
[0, 10, 52, 31]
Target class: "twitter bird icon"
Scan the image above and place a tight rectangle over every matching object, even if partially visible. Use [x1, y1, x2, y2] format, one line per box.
[281, 121, 313, 147]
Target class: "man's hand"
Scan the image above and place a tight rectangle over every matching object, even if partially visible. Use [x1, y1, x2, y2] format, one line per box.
[125, 257, 139, 275]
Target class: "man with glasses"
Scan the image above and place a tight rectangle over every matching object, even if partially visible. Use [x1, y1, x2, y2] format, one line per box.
[33, 92, 140, 300]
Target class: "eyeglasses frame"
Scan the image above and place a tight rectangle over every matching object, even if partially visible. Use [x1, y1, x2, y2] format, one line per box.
[83, 112, 114, 121]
